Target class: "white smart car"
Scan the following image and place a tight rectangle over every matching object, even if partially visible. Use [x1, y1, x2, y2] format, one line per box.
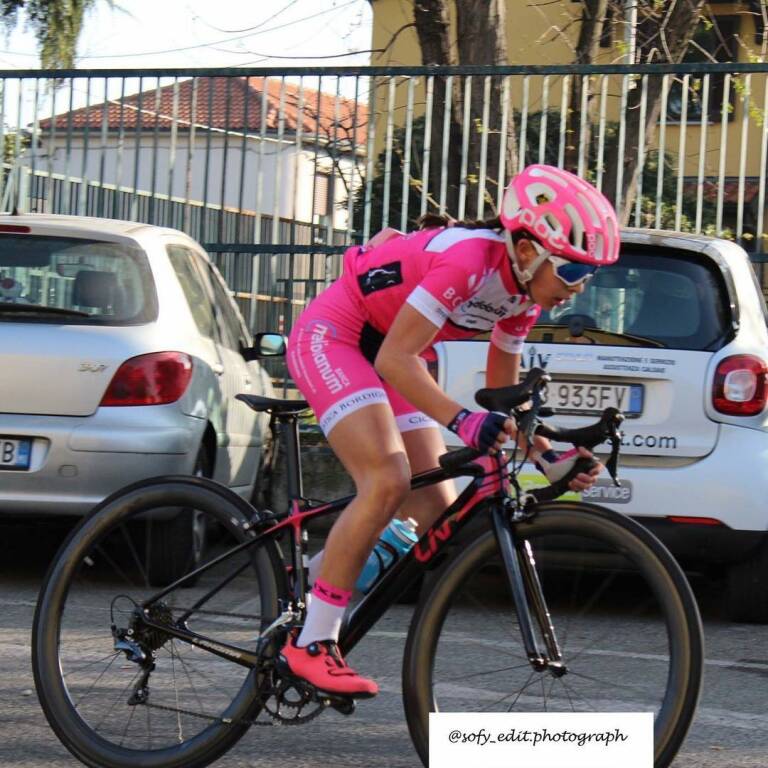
[0, 213, 279, 582]
[437, 229, 768, 622]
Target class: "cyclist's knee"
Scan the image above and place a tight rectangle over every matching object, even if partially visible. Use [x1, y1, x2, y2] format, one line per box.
[356, 457, 411, 517]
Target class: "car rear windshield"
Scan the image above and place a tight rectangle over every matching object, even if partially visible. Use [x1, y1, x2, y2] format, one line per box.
[529, 248, 731, 350]
[0, 234, 156, 324]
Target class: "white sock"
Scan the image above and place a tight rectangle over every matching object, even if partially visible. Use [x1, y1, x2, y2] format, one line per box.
[297, 580, 352, 647]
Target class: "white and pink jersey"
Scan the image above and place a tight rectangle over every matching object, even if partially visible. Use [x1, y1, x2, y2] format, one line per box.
[287, 227, 541, 435]
[340, 227, 541, 354]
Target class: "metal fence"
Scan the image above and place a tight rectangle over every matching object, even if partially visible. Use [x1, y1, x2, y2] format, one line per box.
[4, 63, 768, 331]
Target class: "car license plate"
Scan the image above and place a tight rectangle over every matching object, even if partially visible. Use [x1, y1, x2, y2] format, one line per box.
[0, 437, 32, 470]
[547, 382, 644, 416]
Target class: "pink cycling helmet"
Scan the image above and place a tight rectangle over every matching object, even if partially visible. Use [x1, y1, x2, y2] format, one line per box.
[500, 164, 620, 266]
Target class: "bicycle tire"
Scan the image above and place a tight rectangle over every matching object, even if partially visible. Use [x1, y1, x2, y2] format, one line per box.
[402, 501, 704, 768]
[32, 476, 286, 768]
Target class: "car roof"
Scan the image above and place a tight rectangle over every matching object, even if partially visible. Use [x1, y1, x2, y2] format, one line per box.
[621, 227, 719, 252]
[0, 212, 187, 240]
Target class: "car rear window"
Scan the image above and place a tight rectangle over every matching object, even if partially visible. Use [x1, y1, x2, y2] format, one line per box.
[0, 235, 156, 324]
[529, 249, 731, 350]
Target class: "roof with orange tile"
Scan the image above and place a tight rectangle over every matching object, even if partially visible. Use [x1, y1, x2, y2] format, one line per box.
[38, 76, 368, 150]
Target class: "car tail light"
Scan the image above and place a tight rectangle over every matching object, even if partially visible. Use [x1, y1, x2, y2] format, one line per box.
[100, 352, 193, 406]
[0, 224, 31, 233]
[712, 354, 768, 416]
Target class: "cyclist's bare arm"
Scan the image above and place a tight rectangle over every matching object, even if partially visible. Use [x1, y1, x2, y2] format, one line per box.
[376, 304, 513, 440]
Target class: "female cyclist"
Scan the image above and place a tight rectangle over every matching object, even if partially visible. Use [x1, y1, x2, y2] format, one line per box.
[280, 164, 621, 698]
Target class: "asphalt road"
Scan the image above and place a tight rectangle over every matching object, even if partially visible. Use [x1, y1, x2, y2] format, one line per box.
[0, 520, 765, 768]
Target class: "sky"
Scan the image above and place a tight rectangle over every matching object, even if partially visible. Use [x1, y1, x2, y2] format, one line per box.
[0, 0, 374, 70]
[0, 1, 375, 127]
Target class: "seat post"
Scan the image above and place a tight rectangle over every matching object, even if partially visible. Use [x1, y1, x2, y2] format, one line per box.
[277, 413, 303, 501]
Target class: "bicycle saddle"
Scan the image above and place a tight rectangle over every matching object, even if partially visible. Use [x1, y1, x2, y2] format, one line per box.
[236, 393, 309, 415]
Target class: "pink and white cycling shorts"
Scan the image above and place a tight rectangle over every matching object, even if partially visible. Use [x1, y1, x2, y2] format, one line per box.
[286, 281, 438, 436]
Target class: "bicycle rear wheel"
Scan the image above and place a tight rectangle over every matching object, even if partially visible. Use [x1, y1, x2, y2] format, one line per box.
[32, 476, 285, 768]
[403, 501, 703, 768]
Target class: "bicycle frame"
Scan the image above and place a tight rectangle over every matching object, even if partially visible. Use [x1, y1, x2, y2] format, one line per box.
[136, 412, 564, 676]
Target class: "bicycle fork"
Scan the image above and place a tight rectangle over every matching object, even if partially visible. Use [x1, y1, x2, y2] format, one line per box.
[491, 503, 567, 677]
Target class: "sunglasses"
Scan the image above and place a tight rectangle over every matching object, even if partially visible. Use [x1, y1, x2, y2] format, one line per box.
[548, 254, 598, 287]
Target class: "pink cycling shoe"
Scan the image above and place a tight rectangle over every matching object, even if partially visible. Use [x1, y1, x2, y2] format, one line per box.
[279, 635, 379, 698]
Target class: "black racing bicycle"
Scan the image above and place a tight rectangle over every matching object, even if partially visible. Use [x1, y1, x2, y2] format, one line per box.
[32, 368, 704, 768]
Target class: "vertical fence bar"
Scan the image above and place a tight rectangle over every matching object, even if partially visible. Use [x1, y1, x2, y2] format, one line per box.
[596, 74, 608, 192]
[347, 75, 361, 241]
[439, 74, 453, 214]
[249, 78, 269, 330]
[308, 75, 323, 245]
[558, 75, 569, 169]
[674, 74, 690, 232]
[148, 77, 162, 224]
[716, 74, 732, 235]
[633, 75, 648, 226]
[61, 79, 74, 213]
[757, 77, 768, 252]
[538, 75, 550, 165]
[326, 79, 341, 249]
[184, 78, 198, 234]
[497, 75, 510, 212]
[0, 79, 6, 206]
[477, 75, 492, 218]
[655, 75, 670, 227]
[131, 77, 144, 220]
[113, 78, 126, 219]
[381, 76, 396, 228]
[44, 79, 57, 213]
[362, 77, 377, 241]
[13, 78, 23, 210]
[577, 74, 589, 179]
[420, 76, 434, 217]
[400, 76, 415, 231]
[458, 76, 472, 220]
[220, 77, 233, 241]
[292, 78, 305, 246]
[615, 73, 629, 217]
[167, 78, 180, 216]
[518, 75, 530, 173]
[201, 77, 215, 242]
[737, 74, 751, 242]
[272, 77, 288, 246]
[98, 76, 110, 216]
[237, 76, 251, 241]
[28, 78, 40, 212]
[695, 74, 710, 233]
[78, 77, 93, 216]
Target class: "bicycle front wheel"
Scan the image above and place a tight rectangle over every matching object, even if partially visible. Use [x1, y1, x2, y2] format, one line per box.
[32, 476, 285, 768]
[403, 501, 703, 768]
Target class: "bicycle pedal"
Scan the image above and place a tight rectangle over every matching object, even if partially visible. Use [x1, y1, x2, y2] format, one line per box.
[326, 695, 355, 716]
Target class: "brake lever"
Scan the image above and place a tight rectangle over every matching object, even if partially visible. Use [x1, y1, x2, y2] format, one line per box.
[604, 413, 625, 487]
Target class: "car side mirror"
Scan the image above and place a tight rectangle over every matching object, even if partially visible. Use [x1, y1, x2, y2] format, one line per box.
[243, 332, 287, 361]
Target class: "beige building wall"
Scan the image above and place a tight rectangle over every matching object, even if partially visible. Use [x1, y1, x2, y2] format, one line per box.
[369, 1, 767, 193]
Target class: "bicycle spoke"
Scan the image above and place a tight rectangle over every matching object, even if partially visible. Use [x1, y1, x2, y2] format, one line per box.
[120, 524, 149, 588]
[62, 651, 121, 678]
[72, 653, 122, 709]
[440, 662, 533, 684]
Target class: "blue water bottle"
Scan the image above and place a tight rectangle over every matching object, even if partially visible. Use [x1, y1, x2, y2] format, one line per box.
[356, 517, 419, 594]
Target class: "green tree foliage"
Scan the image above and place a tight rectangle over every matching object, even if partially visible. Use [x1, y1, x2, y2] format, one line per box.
[0, 0, 101, 69]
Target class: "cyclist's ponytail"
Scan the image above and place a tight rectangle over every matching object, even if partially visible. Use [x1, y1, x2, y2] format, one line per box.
[416, 213, 503, 231]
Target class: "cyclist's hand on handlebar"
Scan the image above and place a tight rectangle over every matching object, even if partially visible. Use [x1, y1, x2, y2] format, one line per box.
[536, 446, 604, 491]
[447, 409, 514, 454]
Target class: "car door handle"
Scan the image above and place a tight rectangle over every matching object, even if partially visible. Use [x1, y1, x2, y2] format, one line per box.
[212, 363, 225, 376]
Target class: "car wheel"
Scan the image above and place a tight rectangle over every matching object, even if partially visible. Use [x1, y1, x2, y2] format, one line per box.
[146, 447, 210, 587]
[726, 539, 768, 623]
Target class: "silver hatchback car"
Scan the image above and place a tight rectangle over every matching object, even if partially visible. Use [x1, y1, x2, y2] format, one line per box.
[0, 213, 278, 580]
